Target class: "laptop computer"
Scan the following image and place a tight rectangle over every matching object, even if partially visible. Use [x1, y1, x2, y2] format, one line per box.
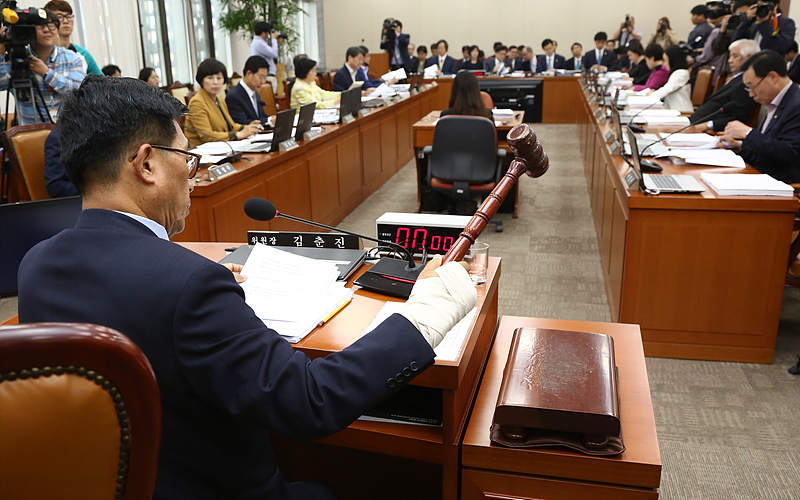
[1, 196, 82, 295]
[349, 86, 362, 117]
[295, 102, 315, 141]
[627, 127, 704, 194]
[339, 88, 354, 123]
[240, 108, 297, 153]
[610, 103, 669, 158]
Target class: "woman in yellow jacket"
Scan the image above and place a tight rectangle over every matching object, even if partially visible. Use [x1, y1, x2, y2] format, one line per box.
[290, 57, 341, 109]
[185, 58, 261, 146]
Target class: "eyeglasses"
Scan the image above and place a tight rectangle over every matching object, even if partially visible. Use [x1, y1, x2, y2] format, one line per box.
[55, 14, 74, 21]
[744, 77, 765, 94]
[128, 145, 202, 179]
[37, 23, 59, 31]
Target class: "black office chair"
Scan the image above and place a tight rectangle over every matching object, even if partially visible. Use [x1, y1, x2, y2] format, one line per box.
[423, 115, 507, 231]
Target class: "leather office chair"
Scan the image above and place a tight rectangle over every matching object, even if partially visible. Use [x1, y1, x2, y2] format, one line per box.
[258, 82, 278, 116]
[712, 71, 728, 94]
[1, 123, 56, 201]
[691, 67, 714, 108]
[0, 323, 161, 499]
[168, 81, 192, 103]
[423, 116, 506, 231]
[229, 72, 242, 88]
[184, 90, 197, 106]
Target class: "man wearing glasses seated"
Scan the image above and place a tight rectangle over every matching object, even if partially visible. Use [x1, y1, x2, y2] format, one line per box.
[17, 75, 476, 500]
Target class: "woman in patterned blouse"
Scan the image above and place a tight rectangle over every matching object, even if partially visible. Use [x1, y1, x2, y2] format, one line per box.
[290, 57, 341, 109]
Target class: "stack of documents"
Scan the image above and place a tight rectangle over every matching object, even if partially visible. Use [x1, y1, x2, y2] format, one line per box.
[313, 109, 339, 124]
[643, 116, 691, 126]
[625, 95, 665, 108]
[620, 109, 681, 117]
[240, 244, 354, 343]
[370, 83, 397, 98]
[492, 108, 515, 120]
[699, 173, 795, 196]
[669, 149, 746, 168]
[663, 133, 719, 148]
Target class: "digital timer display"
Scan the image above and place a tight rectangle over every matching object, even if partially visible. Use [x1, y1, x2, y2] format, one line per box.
[377, 224, 464, 255]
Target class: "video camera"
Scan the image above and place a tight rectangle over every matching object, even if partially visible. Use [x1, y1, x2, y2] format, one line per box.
[381, 17, 401, 39]
[266, 20, 288, 39]
[756, 1, 775, 19]
[624, 14, 632, 29]
[0, 1, 47, 101]
[705, 0, 732, 18]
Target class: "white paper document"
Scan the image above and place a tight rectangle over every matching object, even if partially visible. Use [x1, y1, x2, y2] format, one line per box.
[699, 173, 795, 196]
[381, 67, 407, 81]
[370, 83, 397, 98]
[643, 116, 691, 126]
[669, 149, 746, 168]
[423, 65, 439, 78]
[663, 133, 719, 148]
[625, 95, 665, 108]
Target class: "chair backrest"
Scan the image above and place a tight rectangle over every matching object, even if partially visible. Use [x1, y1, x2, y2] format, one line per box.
[481, 91, 494, 109]
[171, 86, 191, 102]
[0, 323, 161, 500]
[275, 62, 286, 96]
[229, 72, 242, 88]
[259, 83, 278, 116]
[712, 71, 728, 94]
[692, 67, 714, 106]
[1, 123, 56, 201]
[429, 116, 498, 183]
[184, 90, 197, 106]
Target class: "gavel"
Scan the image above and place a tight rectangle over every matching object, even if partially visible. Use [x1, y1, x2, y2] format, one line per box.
[442, 123, 549, 264]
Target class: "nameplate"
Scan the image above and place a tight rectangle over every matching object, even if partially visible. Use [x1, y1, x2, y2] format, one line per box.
[303, 129, 321, 141]
[624, 170, 638, 188]
[358, 108, 370, 117]
[247, 231, 360, 249]
[594, 107, 603, 119]
[342, 114, 356, 124]
[588, 95, 596, 105]
[411, 88, 418, 95]
[387, 97, 396, 106]
[208, 162, 237, 181]
[605, 130, 615, 143]
[610, 140, 621, 154]
[431, 81, 438, 87]
[279, 139, 299, 152]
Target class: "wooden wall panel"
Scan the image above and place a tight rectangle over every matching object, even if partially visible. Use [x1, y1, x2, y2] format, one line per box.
[266, 160, 311, 232]
[336, 132, 362, 205]
[307, 144, 341, 223]
[211, 183, 270, 242]
[396, 107, 411, 168]
[380, 115, 398, 174]
[600, 165, 615, 275]
[608, 190, 628, 322]
[361, 121, 382, 195]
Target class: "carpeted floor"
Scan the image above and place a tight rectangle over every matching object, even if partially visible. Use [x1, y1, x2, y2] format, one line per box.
[2, 124, 799, 498]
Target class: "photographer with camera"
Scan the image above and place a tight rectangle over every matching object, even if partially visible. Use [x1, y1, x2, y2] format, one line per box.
[0, 8, 85, 125]
[648, 17, 680, 50]
[380, 18, 410, 71]
[250, 21, 279, 91]
[731, 0, 795, 56]
[704, 0, 754, 80]
[613, 15, 642, 48]
[692, 3, 728, 68]
[688, 5, 714, 53]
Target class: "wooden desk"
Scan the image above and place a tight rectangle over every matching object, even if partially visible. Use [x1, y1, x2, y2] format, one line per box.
[412, 110, 524, 217]
[462, 316, 661, 499]
[578, 83, 799, 363]
[174, 87, 437, 243]
[184, 242, 501, 500]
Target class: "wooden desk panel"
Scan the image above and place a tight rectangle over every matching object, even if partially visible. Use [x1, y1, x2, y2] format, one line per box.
[462, 316, 661, 500]
[577, 82, 798, 362]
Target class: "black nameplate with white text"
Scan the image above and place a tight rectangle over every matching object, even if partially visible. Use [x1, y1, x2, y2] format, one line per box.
[247, 231, 360, 249]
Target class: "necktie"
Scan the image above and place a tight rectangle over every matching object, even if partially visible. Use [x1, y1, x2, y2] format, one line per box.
[439, 57, 444, 70]
[576, 58, 580, 70]
[597, 49, 602, 64]
[548, 56, 553, 70]
[252, 91, 260, 116]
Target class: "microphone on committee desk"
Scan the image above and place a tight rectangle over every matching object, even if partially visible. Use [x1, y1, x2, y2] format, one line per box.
[243, 197, 425, 277]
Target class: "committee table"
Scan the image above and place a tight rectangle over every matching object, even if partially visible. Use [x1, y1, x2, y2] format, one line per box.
[578, 83, 799, 363]
[183, 242, 501, 500]
[462, 316, 661, 499]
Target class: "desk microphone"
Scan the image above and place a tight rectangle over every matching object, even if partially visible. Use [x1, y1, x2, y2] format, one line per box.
[639, 103, 740, 155]
[243, 197, 425, 276]
[181, 125, 243, 165]
[625, 84, 686, 132]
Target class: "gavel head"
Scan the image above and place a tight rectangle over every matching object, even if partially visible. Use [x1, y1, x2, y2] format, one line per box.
[507, 123, 549, 178]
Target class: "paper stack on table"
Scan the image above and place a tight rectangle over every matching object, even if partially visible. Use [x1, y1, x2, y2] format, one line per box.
[643, 116, 691, 126]
[663, 133, 720, 148]
[700, 173, 795, 196]
[619, 109, 681, 117]
[669, 149, 746, 168]
[370, 83, 397, 98]
[491, 108, 515, 119]
[382, 68, 407, 82]
[625, 95, 665, 108]
[240, 244, 354, 343]
[423, 65, 439, 78]
[313, 109, 339, 124]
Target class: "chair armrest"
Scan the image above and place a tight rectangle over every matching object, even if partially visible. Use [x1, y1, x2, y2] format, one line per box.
[496, 149, 507, 158]
[423, 145, 433, 155]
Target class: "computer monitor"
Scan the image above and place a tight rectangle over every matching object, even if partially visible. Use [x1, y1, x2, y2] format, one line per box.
[0, 196, 83, 296]
[350, 87, 362, 117]
[339, 88, 354, 124]
[295, 103, 315, 142]
[270, 107, 297, 152]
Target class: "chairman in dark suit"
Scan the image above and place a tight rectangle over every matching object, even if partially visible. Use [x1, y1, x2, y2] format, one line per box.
[582, 32, 616, 70]
[536, 38, 566, 72]
[380, 20, 411, 71]
[731, 2, 796, 56]
[425, 39, 457, 75]
[722, 50, 800, 184]
[225, 56, 271, 126]
[691, 39, 759, 132]
[17, 75, 476, 500]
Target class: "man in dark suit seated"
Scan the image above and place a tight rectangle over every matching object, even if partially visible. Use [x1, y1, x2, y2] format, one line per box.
[424, 39, 457, 75]
[513, 46, 533, 71]
[786, 40, 800, 83]
[43, 127, 79, 198]
[408, 44, 428, 74]
[484, 44, 511, 74]
[536, 38, 566, 72]
[333, 46, 367, 91]
[691, 39, 760, 132]
[225, 56, 272, 126]
[582, 31, 616, 71]
[564, 42, 583, 70]
[731, 0, 796, 56]
[722, 50, 800, 183]
[17, 75, 477, 500]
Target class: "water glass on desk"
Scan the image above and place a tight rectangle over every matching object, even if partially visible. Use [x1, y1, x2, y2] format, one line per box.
[465, 242, 489, 285]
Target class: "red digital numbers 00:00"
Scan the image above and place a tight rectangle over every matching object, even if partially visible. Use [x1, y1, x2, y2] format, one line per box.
[394, 227, 454, 251]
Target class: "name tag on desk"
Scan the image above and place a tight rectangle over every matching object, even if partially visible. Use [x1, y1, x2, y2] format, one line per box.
[358, 108, 370, 117]
[610, 140, 621, 154]
[279, 138, 299, 152]
[411, 88, 419, 95]
[208, 163, 237, 180]
[605, 130, 615, 143]
[342, 114, 356, 124]
[304, 129, 321, 142]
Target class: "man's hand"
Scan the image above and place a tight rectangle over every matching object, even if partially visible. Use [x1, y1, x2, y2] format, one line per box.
[270, 31, 279, 39]
[28, 55, 48, 77]
[222, 263, 247, 283]
[417, 255, 470, 280]
[725, 120, 753, 140]
[720, 14, 731, 32]
[366, 87, 376, 94]
[691, 122, 710, 133]
[386, 77, 398, 85]
[746, 4, 758, 20]
[720, 134, 742, 149]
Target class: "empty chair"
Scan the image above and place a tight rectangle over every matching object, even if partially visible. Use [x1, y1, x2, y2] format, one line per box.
[2, 123, 56, 201]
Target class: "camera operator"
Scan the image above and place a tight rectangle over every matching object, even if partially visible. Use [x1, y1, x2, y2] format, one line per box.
[707, 0, 754, 80]
[613, 15, 642, 48]
[380, 19, 410, 71]
[250, 21, 279, 90]
[731, 0, 795, 55]
[693, 3, 728, 68]
[648, 17, 680, 50]
[0, 9, 85, 125]
[688, 5, 714, 53]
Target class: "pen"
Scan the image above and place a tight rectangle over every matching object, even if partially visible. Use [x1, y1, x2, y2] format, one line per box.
[317, 298, 352, 328]
[720, 139, 732, 149]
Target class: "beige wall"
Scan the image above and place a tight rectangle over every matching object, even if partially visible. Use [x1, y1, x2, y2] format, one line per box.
[321, 0, 774, 69]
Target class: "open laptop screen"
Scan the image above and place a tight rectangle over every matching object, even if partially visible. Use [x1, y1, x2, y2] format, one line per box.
[270, 107, 297, 152]
[295, 103, 315, 141]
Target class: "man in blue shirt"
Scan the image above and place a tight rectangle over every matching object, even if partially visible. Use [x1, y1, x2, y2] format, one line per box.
[250, 21, 279, 90]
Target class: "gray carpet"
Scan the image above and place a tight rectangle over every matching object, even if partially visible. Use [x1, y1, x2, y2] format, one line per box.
[2, 124, 799, 498]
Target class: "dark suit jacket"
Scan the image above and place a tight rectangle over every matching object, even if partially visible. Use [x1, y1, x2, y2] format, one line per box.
[18, 209, 436, 500]
[789, 55, 800, 84]
[407, 56, 425, 74]
[425, 54, 457, 74]
[690, 74, 755, 132]
[564, 57, 581, 70]
[628, 59, 652, 86]
[357, 66, 382, 89]
[333, 64, 356, 91]
[535, 54, 566, 72]
[582, 48, 616, 69]
[380, 33, 411, 67]
[43, 127, 79, 198]
[483, 56, 511, 73]
[739, 83, 800, 183]
[225, 82, 268, 125]
[732, 15, 796, 55]
[514, 59, 532, 71]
